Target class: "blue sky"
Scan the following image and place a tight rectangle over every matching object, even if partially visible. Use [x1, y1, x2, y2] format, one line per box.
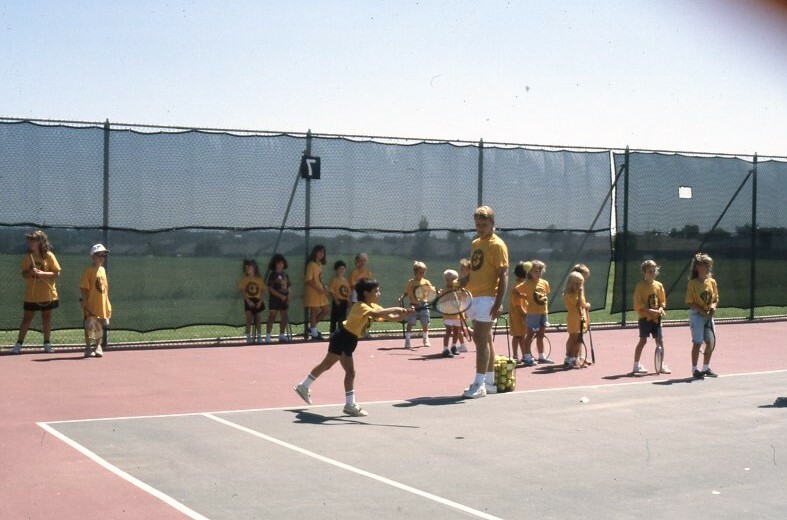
[1, 0, 786, 156]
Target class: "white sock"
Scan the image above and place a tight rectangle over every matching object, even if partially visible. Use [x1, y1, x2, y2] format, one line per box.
[405, 332, 411, 340]
[702, 364, 710, 371]
[485, 371, 495, 385]
[301, 373, 316, 389]
[474, 373, 485, 385]
[692, 365, 698, 372]
[345, 390, 355, 406]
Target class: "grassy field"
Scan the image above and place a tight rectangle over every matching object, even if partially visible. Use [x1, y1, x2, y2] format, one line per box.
[1, 252, 785, 347]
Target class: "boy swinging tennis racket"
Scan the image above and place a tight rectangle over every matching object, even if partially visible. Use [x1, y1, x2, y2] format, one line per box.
[293, 278, 413, 417]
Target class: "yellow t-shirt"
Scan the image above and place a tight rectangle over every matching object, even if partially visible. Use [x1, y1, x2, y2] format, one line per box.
[466, 234, 509, 297]
[349, 267, 373, 287]
[80, 265, 111, 320]
[634, 280, 666, 322]
[564, 292, 585, 334]
[404, 278, 434, 305]
[330, 276, 351, 303]
[509, 281, 528, 336]
[22, 251, 61, 303]
[304, 261, 328, 307]
[238, 275, 266, 300]
[349, 267, 373, 302]
[685, 277, 719, 311]
[343, 301, 384, 338]
[523, 278, 550, 315]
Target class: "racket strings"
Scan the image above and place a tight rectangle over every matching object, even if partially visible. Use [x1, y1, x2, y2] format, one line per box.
[434, 289, 471, 315]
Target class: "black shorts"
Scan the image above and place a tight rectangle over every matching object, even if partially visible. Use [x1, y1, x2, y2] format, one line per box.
[24, 300, 60, 312]
[327, 326, 359, 357]
[269, 295, 289, 311]
[244, 298, 265, 315]
[638, 318, 659, 338]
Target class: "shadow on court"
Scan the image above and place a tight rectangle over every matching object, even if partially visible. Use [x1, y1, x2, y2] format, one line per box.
[392, 395, 466, 408]
[287, 409, 420, 428]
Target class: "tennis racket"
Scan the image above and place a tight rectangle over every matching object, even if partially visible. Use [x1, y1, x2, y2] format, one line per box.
[654, 315, 665, 374]
[413, 287, 473, 316]
[84, 314, 103, 343]
[29, 253, 55, 307]
[460, 311, 473, 343]
[575, 317, 588, 368]
[586, 315, 595, 364]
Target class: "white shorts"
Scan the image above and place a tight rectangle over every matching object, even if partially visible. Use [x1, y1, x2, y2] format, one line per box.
[444, 318, 461, 327]
[466, 296, 495, 323]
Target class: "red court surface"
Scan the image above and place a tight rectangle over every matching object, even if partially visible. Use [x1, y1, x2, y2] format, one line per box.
[2, 320, 786, 519]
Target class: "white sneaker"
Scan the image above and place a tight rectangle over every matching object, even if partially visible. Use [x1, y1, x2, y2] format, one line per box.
[343, 403, 368, 417]
[294, 384, 312, 405]
[485, 383, 498, 395]
[633, 365, 648, 375]
[423, 338, 431, 347]
[12, 342, 23, 354]
[457, 344, 467, 353]
[43, 342, 54, 353]
[660, 364, 672, 374]
[463, 382, 487, 399]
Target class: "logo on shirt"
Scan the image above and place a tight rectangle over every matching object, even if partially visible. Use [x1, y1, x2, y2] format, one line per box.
[647, 293, 659, 309]
[533, 288, 547, 306]
[339, 284, 350, 298]
[246, 282, 260, 297]
[94, 277, 106, 294]
[700, 290, 712, 307]
[471, 249, 484, 271]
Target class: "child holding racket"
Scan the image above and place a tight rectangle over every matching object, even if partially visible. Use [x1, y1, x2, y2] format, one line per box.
[522, 260, 552, 366]
[12, 230, 61, 354]
[349, 252, 373, 304]
[567, 263, 592, 365]
[632, 260, 668, 375]
[686, 253, 719, 379]
[328, 260, 351, 334]
[304, 245, 330, 340]
[401, 261, 434, 349]
[293, 278, 413, 417]
[239, 259, 266, 344]
[462, 206, 509, 399]
[510, 261, 530, 363]
[80, 244, 112, 358]
[441, 269, 463, 357]
[563, 271, 587, 369]
[265, 253, 291, 343]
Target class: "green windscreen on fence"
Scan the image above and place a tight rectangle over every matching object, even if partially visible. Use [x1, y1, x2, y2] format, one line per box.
[1, 119, 784, 333]
[612, 152, 787, 314]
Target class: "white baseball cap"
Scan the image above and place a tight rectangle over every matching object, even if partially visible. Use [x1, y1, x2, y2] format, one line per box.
[90, 244, 109, 255]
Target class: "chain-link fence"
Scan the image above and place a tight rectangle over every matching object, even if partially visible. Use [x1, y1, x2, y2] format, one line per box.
[1, 118, 785, 334]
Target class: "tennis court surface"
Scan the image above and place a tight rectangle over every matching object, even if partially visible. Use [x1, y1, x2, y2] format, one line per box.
[3, 321, 786, 519]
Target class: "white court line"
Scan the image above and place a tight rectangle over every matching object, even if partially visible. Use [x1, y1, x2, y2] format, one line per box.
[40, 368, 787, 424]
[36, 421, 211, 520]
[203, 412, 506, 520]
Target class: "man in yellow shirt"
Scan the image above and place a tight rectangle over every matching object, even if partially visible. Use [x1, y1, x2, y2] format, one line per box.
[463, 206, 509, 398]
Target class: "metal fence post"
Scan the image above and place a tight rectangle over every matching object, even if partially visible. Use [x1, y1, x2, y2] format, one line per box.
[102, 119, 110, 347]
[749, 153, 758, 320]
[477, 138, 484, 207]
[303, 130, 313, 338]
[621, 147, 630, 326]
